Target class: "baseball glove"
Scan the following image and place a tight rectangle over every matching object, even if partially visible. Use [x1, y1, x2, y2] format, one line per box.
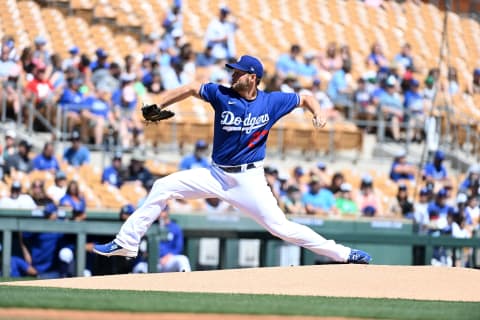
[141, 103, 175, 123]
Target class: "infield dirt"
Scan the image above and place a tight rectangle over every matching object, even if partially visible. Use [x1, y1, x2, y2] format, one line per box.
[6, 265, 480, 302]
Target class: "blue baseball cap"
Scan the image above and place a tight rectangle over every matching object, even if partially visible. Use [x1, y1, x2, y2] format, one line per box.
[120, 204, 135, 215]
[474, 68, 480, 76]
[69, 46, 79, 54]
[195, 139, 208, 149]
[434, 150, 445, 160]
[95, 48, 108, 58]
[419, 187, 430, 196]
[410, 79, 419, 87]
[226, 55, 264, 79]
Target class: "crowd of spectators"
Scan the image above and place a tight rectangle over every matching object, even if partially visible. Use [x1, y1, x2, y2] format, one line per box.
[1, 1, 480, 276]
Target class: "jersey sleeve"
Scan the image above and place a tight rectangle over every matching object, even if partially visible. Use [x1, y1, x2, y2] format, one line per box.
[268, 92, 300, 122]
[199, 82, 220, 105]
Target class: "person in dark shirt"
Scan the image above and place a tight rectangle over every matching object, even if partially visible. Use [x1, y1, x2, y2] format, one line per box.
[125, 150, 153, 190]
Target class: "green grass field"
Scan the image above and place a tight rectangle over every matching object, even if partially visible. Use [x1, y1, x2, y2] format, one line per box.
[0, 286, 478, 320]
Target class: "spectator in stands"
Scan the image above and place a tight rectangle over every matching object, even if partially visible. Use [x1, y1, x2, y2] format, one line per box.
[204, 197, 233, 213]
[302, 176, 337, 216]
[0, 63, 21, 120]
[335, 183, 359, 217]
[422, 75, 436, 101]
[145, 70, 163, 94]
[164, 2, 183, 32]
[427, 188, 453, 230]
[308, 79, 340, 120]
[90, 48, 110, 73]
[25, 62, 57, 125]
[374, 75, 403, 141]
[389, 183, 414, 219]
[196, 43, 217, 67]
[161, 56, 190, 90]
[276, 44, 303, 78]
[423, 150, 448, 183]
[366, 42, 389, 69]
[29, 179, 54, 206]
[81, 85, 115, 146]
[403, 78, 426, 142]
[0, 35, 18, 62]
[389, 151, 416, 182]
[319, 42, 342, 78]
[0, 181, 36, 209]
[63, 130, 91, 167]
[119, 203, 135, 222]
[178, 43, 196, 83]
[290, 166, 308, 193]
[2, 129, 17, 161]
[329, 172, 345, 196]
[393, 43, 414, 72]
[339, 45, 352, 71]
[112, 73, 143, 148]
[354, 77, 375, 132]
[204, 5, 237, 60]
[59, 180, 86, 221]
[447, 67, 459, 96]
[22, 203, 73, 278]
[4, 139, 33, 175]
[101, 152, 124, 188]
[47, 171, 68, 204]
[92, 62, 121, 94]
[326, 62, 353, 108]
[62, 46, 80, 71]
[464, 195, 479, 230]
[57, 77, 85, 133]
[414, 187, 431, 233]
[20, 46, 36, 76]
[179, 139, 210, 170]
[0, 44, 17, 79]
[298, 52, 318, 79]
[466, 68, 480, 95]
[282, 185, 306, 215]
[49, 53, 66, 90]
[356, 175, 382, 216]
[125, 150, 154, 190]
[32, 142, 60, 173]
[32, 35, 50, 67]
[157, 205, 191, 272]
[459, 164, 480, 198]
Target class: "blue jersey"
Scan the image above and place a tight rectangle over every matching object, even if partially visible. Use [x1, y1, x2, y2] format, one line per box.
[101, 165, 122, 187]
[200, 83, 299, 165]
[159, 221, 184, 258]
[32, 154, 60, 171]
[63, 146, 90, 166]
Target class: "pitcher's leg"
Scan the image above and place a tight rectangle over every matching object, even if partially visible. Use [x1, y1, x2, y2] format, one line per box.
[116, 168, 223, 251]
[227, 173, 351, 262]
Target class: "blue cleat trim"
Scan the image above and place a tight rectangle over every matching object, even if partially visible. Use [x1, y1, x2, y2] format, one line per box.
[93, 240, 137, 258]
[347, 249, 372, 264]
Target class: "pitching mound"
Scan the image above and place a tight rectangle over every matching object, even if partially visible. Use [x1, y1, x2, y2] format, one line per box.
[6, 265, 480, 302]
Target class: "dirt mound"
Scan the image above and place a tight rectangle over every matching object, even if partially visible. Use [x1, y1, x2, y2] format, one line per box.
[6, 265, 480, 302]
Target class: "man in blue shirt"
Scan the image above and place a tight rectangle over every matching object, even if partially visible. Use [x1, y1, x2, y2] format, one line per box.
[63, 131, 90, 166]
[102, 151, 124, 188]
[423, 150, 448, 183]
[302, 177, 337, 215]
[94, 55, 371, 264]
[32, 142, 60, 172]
[389, 151, 416, 182]
[157, 205, 191, 272]
[179, 139, 210, 170]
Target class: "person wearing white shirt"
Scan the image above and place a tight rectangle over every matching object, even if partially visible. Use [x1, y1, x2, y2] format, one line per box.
[0, 181, 36, 209]
[204, 6, 237, 60]
[46, 171, 68, 204]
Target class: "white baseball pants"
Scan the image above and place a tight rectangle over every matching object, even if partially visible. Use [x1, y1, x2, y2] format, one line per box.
[115, 166, 351, 262]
